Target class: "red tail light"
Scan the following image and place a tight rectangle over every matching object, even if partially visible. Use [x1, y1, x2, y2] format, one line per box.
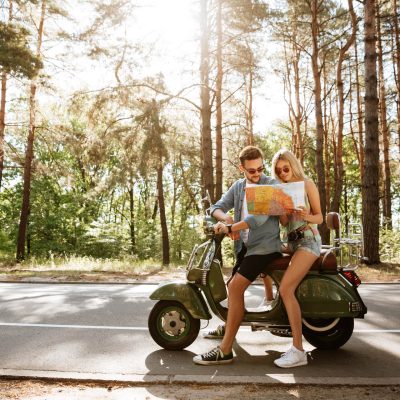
[342, 271, 361, 287]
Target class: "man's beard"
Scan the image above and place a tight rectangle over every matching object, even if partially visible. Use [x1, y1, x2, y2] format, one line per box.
[247, 175, 261, 184]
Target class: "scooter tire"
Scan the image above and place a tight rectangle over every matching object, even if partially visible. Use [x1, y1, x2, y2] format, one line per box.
[302, 317, 354, 350]
[148, 300, 200, 350]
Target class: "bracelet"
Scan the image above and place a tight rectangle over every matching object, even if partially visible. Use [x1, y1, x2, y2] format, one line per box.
[226, 224, 232, 233]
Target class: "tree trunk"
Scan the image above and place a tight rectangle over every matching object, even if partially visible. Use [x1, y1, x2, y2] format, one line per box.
[215, 0, 223, 201]
[348, 63, 361, 165]
[310, 0, 328, 243]
[245, 60, 254, 146]
[128, 185, 136, 255]
[376, 3, 392, 229]
[392, 0, 400, 159]
[244, 37, 255, 147]
[293, 44, 304, 164]
[362, 0, 380, 264]
[0, 1, 13, 190]
[157, 165, 170, 266]
[355, 38, 365, 179]
[323, 64, 331, 210]
[0, 72, 6, 191]
[282, 28, 304, 163]
[16, 0, 46, 261]
[200, 0, 214, 202]
[331, 0, 357, 213]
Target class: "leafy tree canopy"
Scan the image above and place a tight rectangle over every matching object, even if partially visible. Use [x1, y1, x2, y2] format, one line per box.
[0, 21, 42, 78]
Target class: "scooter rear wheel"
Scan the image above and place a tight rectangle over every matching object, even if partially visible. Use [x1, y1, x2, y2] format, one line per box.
[302, 317, 354, 349]
[148, 300, 200, 350]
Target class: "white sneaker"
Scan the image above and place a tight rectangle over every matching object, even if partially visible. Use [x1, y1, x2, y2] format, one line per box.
[274, 346, 308, 368]
[254, 297, 273, 311]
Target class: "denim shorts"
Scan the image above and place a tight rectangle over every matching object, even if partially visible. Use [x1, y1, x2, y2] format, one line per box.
[286, 237, 321, 257]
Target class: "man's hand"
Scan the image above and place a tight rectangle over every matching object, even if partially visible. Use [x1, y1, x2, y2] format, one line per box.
[214, 221, 229, 235]
[224, 216, 234, 225]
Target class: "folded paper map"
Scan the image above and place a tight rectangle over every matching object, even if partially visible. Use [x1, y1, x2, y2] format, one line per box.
[246, 182, 305, 215]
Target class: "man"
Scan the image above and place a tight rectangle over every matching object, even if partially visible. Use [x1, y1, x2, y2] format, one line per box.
[193, 146, 282, 365]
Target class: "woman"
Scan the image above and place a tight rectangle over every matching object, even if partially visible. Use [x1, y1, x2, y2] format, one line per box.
[272, 149, 323, 368]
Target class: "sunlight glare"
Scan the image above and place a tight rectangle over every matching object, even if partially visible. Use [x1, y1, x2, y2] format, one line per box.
[137, 1, 198, 69]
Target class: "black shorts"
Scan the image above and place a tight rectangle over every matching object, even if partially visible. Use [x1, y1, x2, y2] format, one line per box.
[233, 246, 281, 282]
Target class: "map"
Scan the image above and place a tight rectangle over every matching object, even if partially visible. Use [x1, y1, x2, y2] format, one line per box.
[245, 181, 305, 215]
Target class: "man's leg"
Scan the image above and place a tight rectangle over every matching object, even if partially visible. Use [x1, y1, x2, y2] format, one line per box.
[193, 272, 251, 364]
[219, 273, 251, 354]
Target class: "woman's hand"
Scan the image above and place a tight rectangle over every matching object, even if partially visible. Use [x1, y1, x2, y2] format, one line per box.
[293, 206, 309, 221]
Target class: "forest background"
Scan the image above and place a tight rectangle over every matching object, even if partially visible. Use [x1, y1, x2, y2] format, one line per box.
[0, 0, 399, 276]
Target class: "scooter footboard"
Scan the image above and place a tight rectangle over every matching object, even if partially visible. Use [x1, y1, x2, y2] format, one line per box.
[150, 281, 211, 320]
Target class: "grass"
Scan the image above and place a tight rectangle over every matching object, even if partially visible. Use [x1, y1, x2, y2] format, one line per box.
[0, 254, 186, 282]
[0, 253, 399, 283]
[356, 262, 400, 283]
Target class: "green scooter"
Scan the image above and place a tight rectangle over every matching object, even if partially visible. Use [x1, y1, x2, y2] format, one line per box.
[148, 207, 367, 351]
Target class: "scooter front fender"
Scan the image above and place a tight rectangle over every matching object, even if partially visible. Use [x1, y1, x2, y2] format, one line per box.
[149, 281, 211, 320]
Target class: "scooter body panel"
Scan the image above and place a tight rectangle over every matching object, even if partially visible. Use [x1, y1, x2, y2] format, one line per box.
[150, 281, 211, 320]
[271, 270, 366, 318]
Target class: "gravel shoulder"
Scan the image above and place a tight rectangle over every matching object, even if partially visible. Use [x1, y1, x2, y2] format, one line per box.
[1, 380, 399, 400]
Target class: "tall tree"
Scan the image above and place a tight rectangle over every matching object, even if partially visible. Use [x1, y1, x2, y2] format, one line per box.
[138, 99, 170, 266]
[331, 0, 357, 212]
[376, 1, 392, 228]
[0, 0, 42, 190]
[200, 0, 214, 201]
[392, 0, 400, 159]
[354, 38, 365, 179]
[215, 0, 223, 201]
[308, 0, 328, 243]
[362, 0, 380, 264]
[16, 0, 46, 261]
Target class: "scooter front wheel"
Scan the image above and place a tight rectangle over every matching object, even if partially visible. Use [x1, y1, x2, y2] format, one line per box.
[302, 317, 354, 349]
[148, 300, 200, 350]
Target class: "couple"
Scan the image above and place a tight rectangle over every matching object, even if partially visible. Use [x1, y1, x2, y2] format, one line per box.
[193, 146, 323, 368]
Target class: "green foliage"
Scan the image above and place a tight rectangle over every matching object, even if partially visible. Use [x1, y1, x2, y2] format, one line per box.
[77, 221, 130, 258]
[380, 229, 400, 263]
[0, 22, 42, 78]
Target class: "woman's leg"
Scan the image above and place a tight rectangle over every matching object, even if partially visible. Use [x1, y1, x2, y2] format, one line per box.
[279, 249, 318, 351]
[263, 275, 274, 301]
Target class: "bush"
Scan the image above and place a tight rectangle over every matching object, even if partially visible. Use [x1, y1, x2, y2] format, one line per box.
[380, 229, 400, 263]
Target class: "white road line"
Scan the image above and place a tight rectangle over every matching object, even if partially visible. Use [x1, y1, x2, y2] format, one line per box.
[354, 329, 400, 333]
[0, 322, 399, 333]
[0, 322, 148, 331]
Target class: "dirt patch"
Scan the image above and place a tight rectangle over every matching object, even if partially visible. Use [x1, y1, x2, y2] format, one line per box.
[357, 262, 400, 283]
[0, 380, 399, 400]
[1, 262, 399, 284]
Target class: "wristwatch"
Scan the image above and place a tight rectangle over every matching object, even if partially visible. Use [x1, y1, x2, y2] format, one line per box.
[225, 224, 232, 233]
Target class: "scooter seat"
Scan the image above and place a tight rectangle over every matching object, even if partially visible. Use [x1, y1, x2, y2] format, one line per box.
[266, 249, 337, 272]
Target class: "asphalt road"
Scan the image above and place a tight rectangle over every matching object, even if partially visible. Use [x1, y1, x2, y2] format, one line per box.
[0, 282, 399, 385]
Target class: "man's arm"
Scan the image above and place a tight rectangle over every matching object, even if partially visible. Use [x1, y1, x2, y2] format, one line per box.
[212, 208, 234, 224]
[210, 181, 237, 223]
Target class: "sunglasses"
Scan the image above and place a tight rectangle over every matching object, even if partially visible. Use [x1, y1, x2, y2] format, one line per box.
[243, 166, 265, 175]
[275, 166, 290, 175]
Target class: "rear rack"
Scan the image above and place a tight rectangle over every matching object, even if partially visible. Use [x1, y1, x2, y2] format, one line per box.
[326, 212, 364, 271]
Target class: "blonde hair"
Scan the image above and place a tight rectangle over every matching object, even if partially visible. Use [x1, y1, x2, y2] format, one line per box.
[271, 148, 306, 181]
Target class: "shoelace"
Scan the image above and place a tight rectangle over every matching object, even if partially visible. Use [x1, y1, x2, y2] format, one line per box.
[280, 348, 296, 360]
[203, 347, 221, 360]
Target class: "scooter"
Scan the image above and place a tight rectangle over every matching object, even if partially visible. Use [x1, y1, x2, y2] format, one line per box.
[148, 204, 367, 351]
